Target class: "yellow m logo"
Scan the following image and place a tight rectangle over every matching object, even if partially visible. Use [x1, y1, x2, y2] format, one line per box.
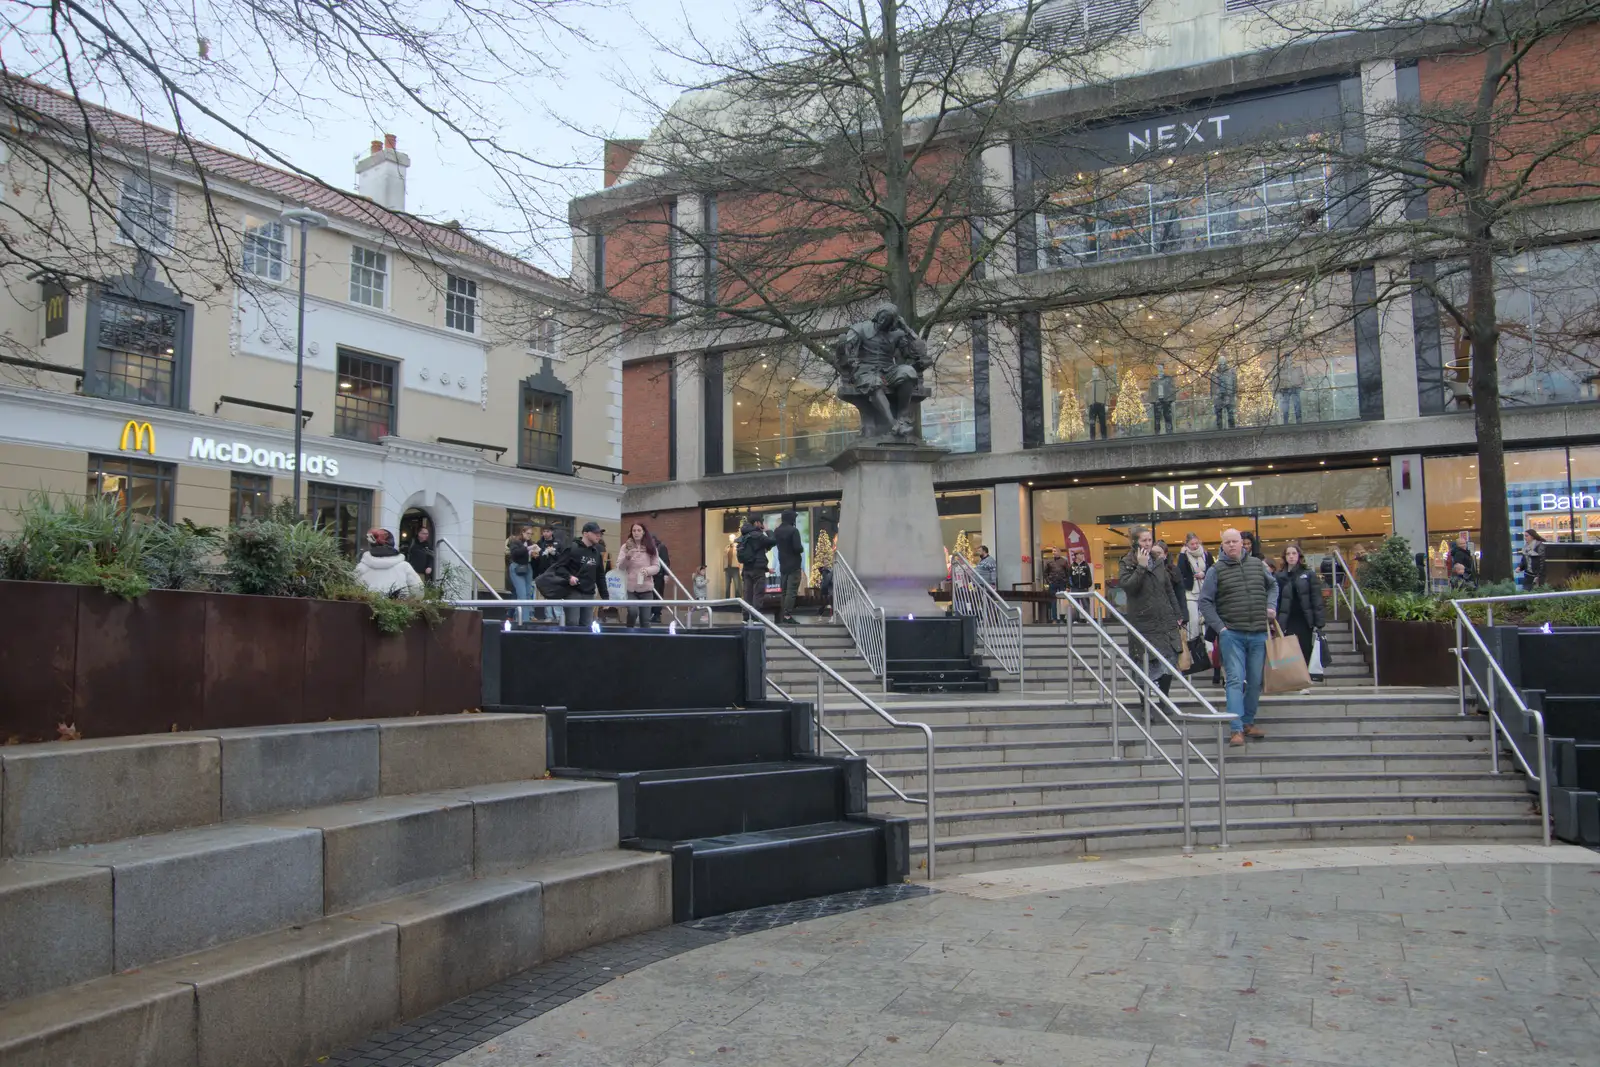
[119, 420, 156, 454]
[534, 485, 556, 511]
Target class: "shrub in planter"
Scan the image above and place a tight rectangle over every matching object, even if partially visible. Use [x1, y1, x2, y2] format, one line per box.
[0, 492, 151, 599]
[1359, 534, 1422, 595]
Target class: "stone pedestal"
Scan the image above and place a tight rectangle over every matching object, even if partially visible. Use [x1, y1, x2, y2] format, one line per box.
[829, 443, 947, 616]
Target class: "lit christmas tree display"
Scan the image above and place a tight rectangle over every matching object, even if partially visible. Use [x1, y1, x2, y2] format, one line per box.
[809, 529, 835, 587]
[1054, 384, 1081, 442]
[1236, 357, 1275, 425]
[951, 529, 972, 564]
[1111, 367, 1145, 430]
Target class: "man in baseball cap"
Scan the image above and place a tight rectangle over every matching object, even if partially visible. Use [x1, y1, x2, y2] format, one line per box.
[535, 519, 609, 626]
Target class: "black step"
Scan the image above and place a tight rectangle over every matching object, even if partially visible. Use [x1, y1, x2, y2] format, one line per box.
[888, 678, 999, 694]
[679, 820, 898, 919]
[556, 708, 798, 771]
[887, 668, 992, 685]
[629, 761, 852, 840]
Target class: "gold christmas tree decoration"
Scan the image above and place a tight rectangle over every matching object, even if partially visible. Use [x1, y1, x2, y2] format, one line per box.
[809, 529, 835, 587]
[1054, 384, 1080, 442]
[1111, 367, 1144, 429]
[1235, 357, 1275, 425]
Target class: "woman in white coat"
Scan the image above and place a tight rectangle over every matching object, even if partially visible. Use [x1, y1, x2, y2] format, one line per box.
[355, 528, 424, 596]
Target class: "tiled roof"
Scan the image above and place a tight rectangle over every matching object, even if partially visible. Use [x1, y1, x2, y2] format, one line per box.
[8, 77, 568, 290]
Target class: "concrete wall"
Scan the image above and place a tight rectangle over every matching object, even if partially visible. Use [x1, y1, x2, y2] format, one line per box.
[0, 443, 88, 532]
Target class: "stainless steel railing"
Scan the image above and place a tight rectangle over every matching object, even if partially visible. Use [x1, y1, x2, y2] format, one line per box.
[1446, 589, 1595, 849]
[1066, 590, 1236, 850]
[453, 595, 939, 879]
[1329, 547, 1378, 689]
[436, 537, 503, 600]
[950, 552, 1025, 690]
[656, 559, 713, 628]
[831, 551, 888, 691]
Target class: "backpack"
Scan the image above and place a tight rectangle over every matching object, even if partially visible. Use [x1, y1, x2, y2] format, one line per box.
[737, 531, 766, 567]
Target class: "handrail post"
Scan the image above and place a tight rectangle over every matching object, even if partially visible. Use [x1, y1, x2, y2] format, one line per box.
[815, 666, 825, 755]
[1018, 609, 1026, 693]
[1216, 721, 1229, 849]
[1456, 614, 1466, 718]
[924, 727, 938, 879]
[1065, 599, 1075, 703]
[1537, 716, 1551, 848]
[1369, 604, 1378, 690]
[1109, 652, 1120, 758]
[1180, 715, 1192, 852]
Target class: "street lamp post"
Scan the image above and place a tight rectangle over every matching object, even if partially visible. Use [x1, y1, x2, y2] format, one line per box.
[280, 207, 330, 515]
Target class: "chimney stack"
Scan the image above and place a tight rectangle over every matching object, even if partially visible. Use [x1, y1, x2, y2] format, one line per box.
[356, 133, 410, 212]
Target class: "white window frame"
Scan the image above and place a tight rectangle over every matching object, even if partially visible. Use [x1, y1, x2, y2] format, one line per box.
[445, 273, 479, 334]
[529, 313, 562, 359]
[241, 215, 288, 282]
[116, 173, 176, 252]
[349, 245, 388, 308]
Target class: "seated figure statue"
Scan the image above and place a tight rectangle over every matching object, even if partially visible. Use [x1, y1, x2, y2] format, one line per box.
[829, 305, 932, 440]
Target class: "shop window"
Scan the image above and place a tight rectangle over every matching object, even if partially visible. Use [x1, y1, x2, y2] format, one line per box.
[1416, 242, 1600, 414]
[1036, 151, 1332, 271]
[307, 482, 372, 560]
[1033, 466, 1392, 595]
[334, 349, 398, 442]
[86, 295, 184, 408]
[229, 472, 272, 524]
[1040, 277, 1362, 444]
[724, 346, 858, 472]
[518, 360, 572, 472]
[87, 454, 175, 523]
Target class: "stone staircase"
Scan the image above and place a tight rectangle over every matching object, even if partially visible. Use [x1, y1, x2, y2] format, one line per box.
[763, 620, 1542, 869]
[766, 617, 1373, 696]
[0, 715, 670, 1067]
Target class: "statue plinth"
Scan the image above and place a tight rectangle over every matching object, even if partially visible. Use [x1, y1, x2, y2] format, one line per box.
[829, 442, 948, 616]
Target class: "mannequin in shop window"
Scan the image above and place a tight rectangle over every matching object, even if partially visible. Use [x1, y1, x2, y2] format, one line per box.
[1087, 367, 1110, 439]
[1212, 355, 1237, 430]
[1148, 364, 1176, 434]
[1277, 354, 1304, 424]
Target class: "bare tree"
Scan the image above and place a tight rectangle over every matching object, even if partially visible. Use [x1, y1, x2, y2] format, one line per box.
[0, 0, 593, 379]
[586, 0, 1157, 380]
[1219, 0, 1600, 581]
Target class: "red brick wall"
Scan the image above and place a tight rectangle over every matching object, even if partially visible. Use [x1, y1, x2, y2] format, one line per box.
[622, 358, 673, 485]
[1418, 25, 1600, 210]
[621, 507, 703, 581]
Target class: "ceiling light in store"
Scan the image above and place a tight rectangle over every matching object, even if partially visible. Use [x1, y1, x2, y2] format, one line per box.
[338, 381, 352, 390]
[1073, 478, 1079, 482]
[1319, 460, 1325, 465]
[1267, 464, 1274, 469]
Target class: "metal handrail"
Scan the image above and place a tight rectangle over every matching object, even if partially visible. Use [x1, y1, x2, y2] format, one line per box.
[1448, 596, 1553, 847]
[656, 559, 713, 628]
[436, 537, 503, 600]
[831, 551, 888, 691]
[453, 596, 939, 879]
[950, 553, 1025, 690]
[765, 677, 928, 808]
[1330, 547, 1378, 689]
[1066, 590, 1235, 850]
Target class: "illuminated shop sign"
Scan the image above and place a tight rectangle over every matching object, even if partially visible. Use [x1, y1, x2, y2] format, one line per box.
[189, 436, 340, 477]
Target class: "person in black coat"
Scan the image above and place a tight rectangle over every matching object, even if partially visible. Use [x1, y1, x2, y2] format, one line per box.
[405, 525, 436, 586]
[773, 509, 806, 623]
[535, 522, 609, 627]
[650, 536, 672, 623]
[1275, 543, 1326, 665]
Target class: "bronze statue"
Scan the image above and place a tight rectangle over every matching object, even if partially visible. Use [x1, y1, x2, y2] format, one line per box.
[829, 305, 932, 440]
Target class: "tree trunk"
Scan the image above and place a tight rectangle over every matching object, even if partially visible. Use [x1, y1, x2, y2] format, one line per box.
[1465, 44, 1512, 583]
[876, 0, 915, 324]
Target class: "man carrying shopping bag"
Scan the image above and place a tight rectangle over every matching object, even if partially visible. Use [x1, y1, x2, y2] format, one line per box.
[1198, 528, 1278, 747]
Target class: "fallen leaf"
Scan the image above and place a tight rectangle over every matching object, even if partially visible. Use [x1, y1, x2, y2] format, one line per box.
[1248, 1037, 1268, 1048]
[1241, 861, 1254, 867]
[996, 1010, 1013, 1017]
[886, 1036, 900, 1044]
[576, 1031, 587, 1040]
[56, 721, 81, 741]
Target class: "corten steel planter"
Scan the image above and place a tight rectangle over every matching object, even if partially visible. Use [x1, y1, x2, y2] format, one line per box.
[0, 580, 482, 742]
[1370, 618, 1459, 687]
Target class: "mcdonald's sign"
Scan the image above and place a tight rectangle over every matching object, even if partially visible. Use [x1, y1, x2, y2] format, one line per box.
[119, 420, 156, 454]
[42, 281, 68, 339]
[533, 485, 557, 511]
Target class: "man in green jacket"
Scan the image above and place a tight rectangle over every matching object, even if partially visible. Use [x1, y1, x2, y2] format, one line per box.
[1198, 527, 1279, 746]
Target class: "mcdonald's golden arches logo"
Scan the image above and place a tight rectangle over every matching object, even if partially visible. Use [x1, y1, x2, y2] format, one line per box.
[119, 420, 156, 454]
[534, 485, 556, 511]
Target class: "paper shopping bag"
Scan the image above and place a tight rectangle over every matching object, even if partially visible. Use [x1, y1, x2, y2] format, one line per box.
[1263, 623, 1311, 695]
[1177, 628, 1192, 673]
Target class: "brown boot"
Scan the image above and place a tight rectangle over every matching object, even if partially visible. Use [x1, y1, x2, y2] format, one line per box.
[1229, 731, 1245, 746]
[1244, 725, 1266, 738]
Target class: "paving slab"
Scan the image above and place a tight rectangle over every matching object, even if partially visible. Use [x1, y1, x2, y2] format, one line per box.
[429, 844, 1600, 1067]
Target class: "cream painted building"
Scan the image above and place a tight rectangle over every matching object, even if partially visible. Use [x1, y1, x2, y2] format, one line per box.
[0, 81, 623, 588]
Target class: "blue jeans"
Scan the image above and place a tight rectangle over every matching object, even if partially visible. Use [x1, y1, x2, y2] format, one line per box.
[1219, 628, 1268, 732]
[509, 563, 533, 625]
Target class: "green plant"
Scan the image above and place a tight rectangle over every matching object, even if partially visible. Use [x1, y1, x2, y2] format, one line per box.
[142, 520, 223, 591]
[1372, 591, 1450, 622]
[1358, 535, 1421, 595]
[329, 580, 450, 635]
[224, 515, 352, 598]
[1, 492, 152, 597]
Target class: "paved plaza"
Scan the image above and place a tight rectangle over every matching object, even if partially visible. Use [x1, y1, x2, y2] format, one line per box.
[438, 844, 1600, 1067]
